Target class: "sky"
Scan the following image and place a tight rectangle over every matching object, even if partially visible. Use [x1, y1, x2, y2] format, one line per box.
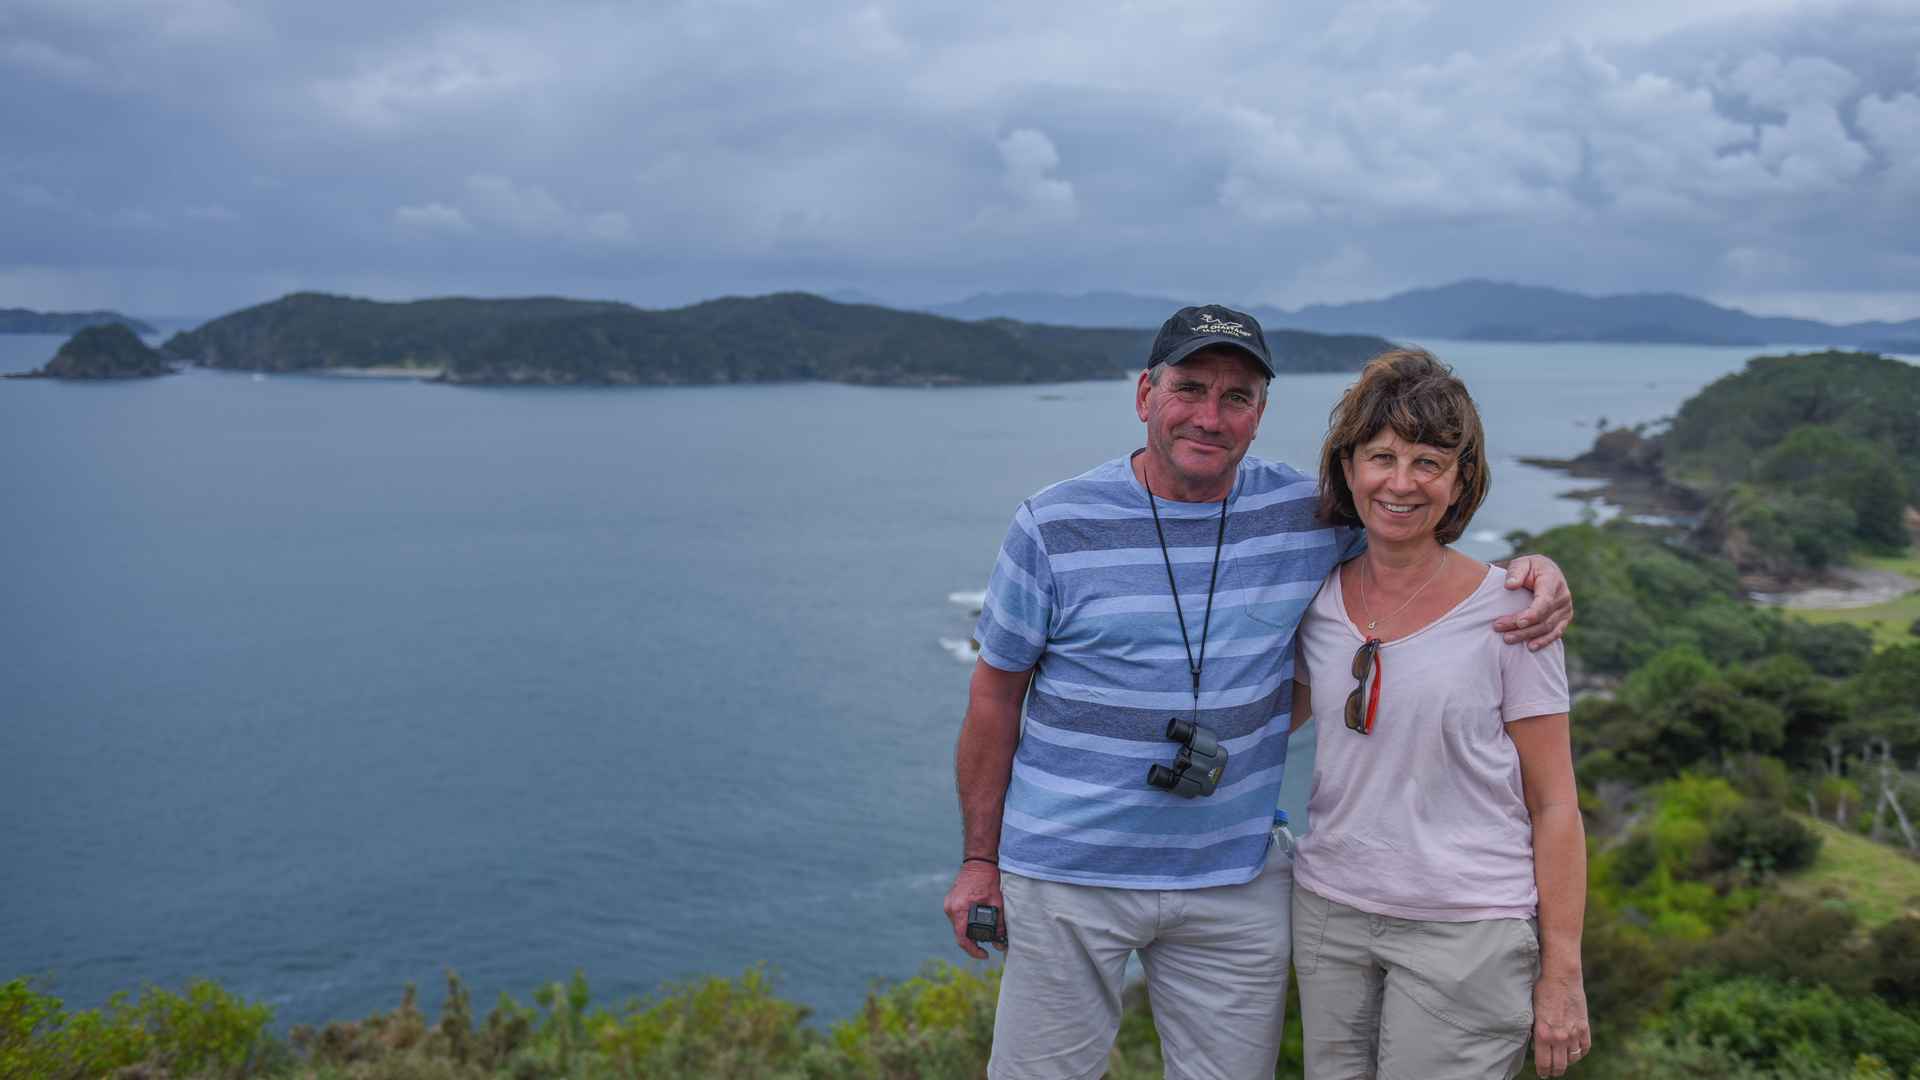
[2, 0, 1918, 321]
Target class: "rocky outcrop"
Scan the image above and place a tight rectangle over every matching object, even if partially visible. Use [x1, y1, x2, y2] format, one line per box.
[1520, 425, 1702, 520]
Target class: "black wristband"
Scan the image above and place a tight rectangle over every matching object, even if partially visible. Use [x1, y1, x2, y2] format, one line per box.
[962, 856, 998, 867]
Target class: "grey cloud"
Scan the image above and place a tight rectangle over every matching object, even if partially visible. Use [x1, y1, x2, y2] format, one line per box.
[1720, 53, 1859, 109]
[0, 0, 1914, 317]
[393, 202, 474, 235]
[980, 129, 1077, 228]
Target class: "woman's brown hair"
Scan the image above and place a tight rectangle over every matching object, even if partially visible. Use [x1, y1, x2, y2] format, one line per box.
[1317, 347, 1490, 546]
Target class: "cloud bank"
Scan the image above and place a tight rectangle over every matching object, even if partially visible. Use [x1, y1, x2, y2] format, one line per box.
[0, 0, 1915, 318]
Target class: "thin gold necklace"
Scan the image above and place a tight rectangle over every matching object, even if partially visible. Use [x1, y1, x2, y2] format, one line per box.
[1360, 548, 1448, 636]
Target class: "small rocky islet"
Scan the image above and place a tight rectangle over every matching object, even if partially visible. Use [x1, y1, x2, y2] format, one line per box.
[7, 323, 177, 380]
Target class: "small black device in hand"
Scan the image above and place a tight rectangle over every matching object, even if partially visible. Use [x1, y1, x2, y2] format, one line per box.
[1146, 717, 1228, 797]
[966, 904, 1007, 946]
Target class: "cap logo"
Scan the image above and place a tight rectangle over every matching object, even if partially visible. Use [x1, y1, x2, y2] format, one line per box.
[1194, 313, 1251, 338]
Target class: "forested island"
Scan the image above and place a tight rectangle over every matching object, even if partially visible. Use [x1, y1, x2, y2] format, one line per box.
[5, 324, 176, 380]
[0, 307, 154, 335]
[157, 291, 1390, 385]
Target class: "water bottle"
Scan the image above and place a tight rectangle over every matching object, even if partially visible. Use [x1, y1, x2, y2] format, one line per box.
[1270, 809, 1295, 858]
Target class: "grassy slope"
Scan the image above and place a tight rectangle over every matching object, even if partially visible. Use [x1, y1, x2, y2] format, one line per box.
[1780, 816, 1920, 926]
[1792, 551, 1920, 650]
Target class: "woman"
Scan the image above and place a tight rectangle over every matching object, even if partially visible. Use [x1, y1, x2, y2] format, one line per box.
[1288, 348, 1590, 1079]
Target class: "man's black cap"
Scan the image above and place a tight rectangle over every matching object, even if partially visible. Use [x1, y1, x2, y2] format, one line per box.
[1148, 304, 1275, 378]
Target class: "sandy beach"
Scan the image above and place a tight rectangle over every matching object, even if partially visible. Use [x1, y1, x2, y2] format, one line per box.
[1756, 567, 1920, 610]
[314, 366, 444, 379]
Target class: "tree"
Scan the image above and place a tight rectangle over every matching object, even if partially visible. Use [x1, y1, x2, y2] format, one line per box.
[1712, 484, 1859, 577]
[1775, 619, 1874, 678]
[1869, 917, 1920, 1008]
[1756, 425, 1909, 550]
[1703, 803, 1821, 880]
[1853, 645, 1920, 720]
[1733, 654, 1856, 769]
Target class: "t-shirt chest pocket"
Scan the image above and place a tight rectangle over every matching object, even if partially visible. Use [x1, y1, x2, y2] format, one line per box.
[1227, 558, 1322, 641]
[1377, 643, 1503, 740]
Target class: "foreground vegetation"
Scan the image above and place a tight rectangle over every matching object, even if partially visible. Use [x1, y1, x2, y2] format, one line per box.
[4, 964, 1016, 1080]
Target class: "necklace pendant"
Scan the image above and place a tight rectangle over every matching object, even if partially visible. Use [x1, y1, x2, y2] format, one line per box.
[1365, 619, 1378, 633]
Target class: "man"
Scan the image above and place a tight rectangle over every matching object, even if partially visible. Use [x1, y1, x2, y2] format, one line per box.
[942, 304, 1572, 1080]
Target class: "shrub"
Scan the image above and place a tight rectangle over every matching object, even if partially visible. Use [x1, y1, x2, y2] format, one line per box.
[1705, 802, 1823, 880]
[1591, 778, 1766, 939]
[1776, 620, 1875, 678]
[1610, 833, 1659, 889]
[0, 977, 273, 1080]
[1572, 698, 1667, 786]
[821, 961, 1002, 1079]
[1621, 646, 1719, 715]
[1600, 1029, 1910, 1080]
[1725, 753, 1793, 803]
[1651, 976, 1920, 1075]
[1578, 905, 1681, 1047]
[1701, 899, 1868, 996]
[595, 965, 817, 1079]
[0, 978, 145, 1080]
[1688, 596, 1785, 667]
[1813, 776, 1867, 825]
[1869, 916, 1920, 1009]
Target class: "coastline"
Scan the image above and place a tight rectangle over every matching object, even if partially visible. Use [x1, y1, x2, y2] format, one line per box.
[310, 366, 445, 379]
[1524, 435, 1920, 620]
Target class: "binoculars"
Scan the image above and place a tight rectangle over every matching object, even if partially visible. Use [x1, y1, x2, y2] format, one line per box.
[1146, 717, 1228, 798]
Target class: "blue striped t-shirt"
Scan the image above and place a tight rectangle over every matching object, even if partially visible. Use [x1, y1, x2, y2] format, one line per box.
[975, 454, 1362, 890]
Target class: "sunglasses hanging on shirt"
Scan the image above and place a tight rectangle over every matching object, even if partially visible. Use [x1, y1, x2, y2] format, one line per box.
[1345, 639, 1382, 735]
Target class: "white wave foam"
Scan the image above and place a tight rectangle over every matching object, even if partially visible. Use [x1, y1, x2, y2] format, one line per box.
[948, 590, 985, 609]
[939, 637, 979, 663]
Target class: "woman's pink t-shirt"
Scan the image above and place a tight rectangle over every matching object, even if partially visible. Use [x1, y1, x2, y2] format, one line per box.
[1292, 563, 1569, 921]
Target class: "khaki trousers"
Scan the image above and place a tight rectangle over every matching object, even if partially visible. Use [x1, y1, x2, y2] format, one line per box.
[988, 855, 1293, 1080]
[1292, 886, 1538, 1080]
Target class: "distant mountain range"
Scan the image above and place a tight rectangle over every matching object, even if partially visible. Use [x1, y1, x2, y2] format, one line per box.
[159, 292, 1389, 386]
[927, 280, 1920, 348]
[0, 307, 154, 335]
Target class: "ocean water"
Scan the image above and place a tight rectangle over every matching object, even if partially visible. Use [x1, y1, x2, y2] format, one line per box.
[0, 333, 1770, 1027]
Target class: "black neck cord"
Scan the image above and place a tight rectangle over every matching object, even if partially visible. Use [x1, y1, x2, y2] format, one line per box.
[1144, 476, 1230, 718]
